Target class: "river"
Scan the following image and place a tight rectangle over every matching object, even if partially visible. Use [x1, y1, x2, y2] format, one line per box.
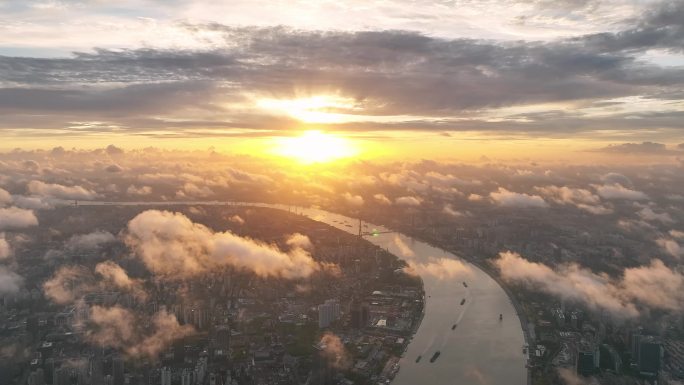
[79, 201, 528, 384]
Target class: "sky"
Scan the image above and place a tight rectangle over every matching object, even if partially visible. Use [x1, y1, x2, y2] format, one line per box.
[1, 0, 683, 161]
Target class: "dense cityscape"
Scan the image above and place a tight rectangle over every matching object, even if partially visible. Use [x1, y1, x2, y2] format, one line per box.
[2, 0, 684, 384]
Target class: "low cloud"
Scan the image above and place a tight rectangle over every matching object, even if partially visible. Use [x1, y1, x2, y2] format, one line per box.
[27, 180, 97, 200]
[105, 164, 123, 173]
[43, 262, 146, 304]
[593, 184, 648, 200]
[490, 188, 548, 208]
[124, 210, 329, 279]
[535, 185, 611, 214]
[0, 207, 39, 230]
[318, 332, 351, 370]
[404, 257, 472, 280]
[637, 207, 673, 224]
[66, 230, 116, 250]
[95, 261, 147, 301]
[86, 306, 194, 360]
[126, 185, 152, 196]
[0, 266, 23, 294]
[594, 141, 676, 155]
[494, 251, 684, 318]
[0, 234, 10, 260]
[395, 196, 422, 207]
[228, 214, 245, 225]
[442, 204, 468, 217]
[393, 235, 415, 258]
[0, 188, 11, 205]
[286, 233, 313, 251]
[343, 192, 364, 207]
[373, 193, 391, 205]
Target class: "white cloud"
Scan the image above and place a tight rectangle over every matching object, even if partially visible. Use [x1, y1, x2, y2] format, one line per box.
[490, 188, 548, 208]
[593, 183, 648, 201]
[27, 180, 97, 200]
[343, 192, 364, 207]
[395, 196, 422, 207]
[0, 207, 39, 230]
[494, 251, 684, 318]
[124, 210, 329, 279]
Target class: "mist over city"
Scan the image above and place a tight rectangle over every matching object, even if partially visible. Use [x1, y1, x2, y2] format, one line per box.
[1, 1, 684, 385]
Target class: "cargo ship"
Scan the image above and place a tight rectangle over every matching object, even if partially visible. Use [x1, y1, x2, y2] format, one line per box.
[429, 351, 441, 363]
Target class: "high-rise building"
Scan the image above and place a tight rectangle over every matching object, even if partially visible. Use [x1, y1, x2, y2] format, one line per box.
[161, 367, 172, 385]
[113, 355, 124, 385]
[27, 369, 45, 385]
[350, 301, 369, 329]
[576, 343, 600, 376]
[638, 337, 662, 377]
[318, 299, 341, 328]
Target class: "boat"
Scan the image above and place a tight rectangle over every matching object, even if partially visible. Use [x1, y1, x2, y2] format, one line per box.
[460, 298, 466, 305]
[415, 355, 422, 363]
[429, 351, 441, 363]
[463, 282, 468, 288]
[499, 313, 503, 321]
[451, 324, 457, 330]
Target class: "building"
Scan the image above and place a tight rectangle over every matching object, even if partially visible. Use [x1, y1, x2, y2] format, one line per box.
[577, 343, 600, 376]
[318, 299, 341, 328]
[113, 355, 124, 385]
[639, 337, 663, 377]
[161, 367, 172, 385]
[350, 301, 369, 329]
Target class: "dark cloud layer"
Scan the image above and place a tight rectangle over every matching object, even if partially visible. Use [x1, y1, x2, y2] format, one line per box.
[1, 2, 683, 139]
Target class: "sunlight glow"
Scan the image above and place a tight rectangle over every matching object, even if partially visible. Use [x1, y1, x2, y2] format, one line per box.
[257, 95, 359, 123]
[273, 130, 358, 164]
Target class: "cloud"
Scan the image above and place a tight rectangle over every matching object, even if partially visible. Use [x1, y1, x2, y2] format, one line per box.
[393, 235, 415, 258]
[86, 306, 194, 360]
[286, 233, 313, 250]
[228, 214, 245, 225]
[105, 164, 123, 172]
[600, 172, 632, 187]
[593, 141, 676, 155]
[404, 257, 472, 280]
[373, 193, 391, 205]
[494, 251, 684, 318]
[94, 261, 147, 301]
[176, 182, 214, 198]
[126, 185, 152, 196]
[490, 188, 548, 208]
[558, 367, 599, 385]
[318, 333, 351, 370]
[593, 183, 648, 200]
[0, 188, 11, 205]
[11, 195, 53, 210]
[395, 196, 422, 207]
[124, 210, 328, 279]
[442, 204, 468, 217]
[44, 262, 147, 304]
[0, 234, 10, 260]
[0, 266, 23, 294]
[637, 207, 673, 224]
[343, 192, 364, 207]
[535, 185, 611, 214]
[0, 207, 39, 230]
[106, 144, 125, 155]
[66, 230, 116, 250]
[43, 265, 94, 304]
[27, 180, 97, 200]
[657, 237, 683, 258]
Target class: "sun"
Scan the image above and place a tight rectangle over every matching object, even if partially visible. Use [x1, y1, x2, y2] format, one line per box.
[273, 130, 358, 164]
